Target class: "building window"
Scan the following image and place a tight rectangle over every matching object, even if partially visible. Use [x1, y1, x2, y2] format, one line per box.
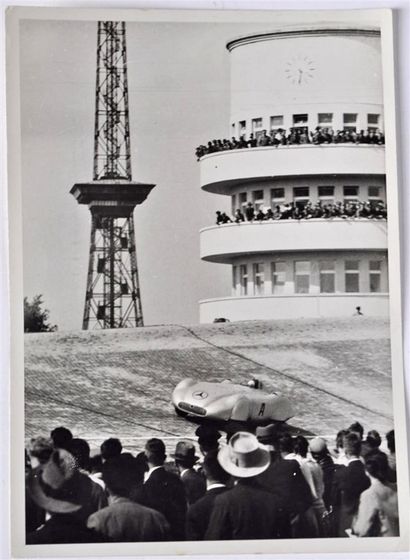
[271, 262, 286, 294]
[367, 113, 380, 131]
[369, 260, 382, 292]
[368, 186, 381, 199]
[239, 192, 247, 211]
[319, 261, 335, 293]
[293, 186, 310, 209]
[231, 194, 236, 215]
[343, 113, 357, 128]
[252, 118, 263, 138]
[345, 260, 360, 293]
[232, 266, 237, 291]
[253, 263, 265, 296]
[343, 186, 359, 202]
[239, 120, 246, 137]
[293, 114, 308, 125]
[270, 115, 284, 130]
[271, 187, 285, 208]
[318, 113, 333, 125]
[295, 261, 310, 294]
[252, 190, 264, 210]
[318, 186, 335, 201]
[239, 264, 248, 296]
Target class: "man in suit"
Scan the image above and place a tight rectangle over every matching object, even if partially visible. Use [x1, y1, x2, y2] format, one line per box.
[131, 438, 187, 541]
[87, 453, 170, 542]
[205, 432, 280, 540]
[186, 450, 230, 540]
[331, 431, 371, 537]
[173, 441, 206, 506]
[255, 425, 314, 538]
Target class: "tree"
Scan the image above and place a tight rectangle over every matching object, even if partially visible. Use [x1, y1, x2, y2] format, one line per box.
[24, 295, 57, 333]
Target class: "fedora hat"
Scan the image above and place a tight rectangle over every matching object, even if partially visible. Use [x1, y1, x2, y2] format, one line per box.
[172, 441, 199, 463]
[28, 448, 93, 514]
[217, 432, 270, 478]
[255, 424, 278, 445]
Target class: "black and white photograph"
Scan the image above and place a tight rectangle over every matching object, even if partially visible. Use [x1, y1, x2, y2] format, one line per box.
[6, 5, 410, 557]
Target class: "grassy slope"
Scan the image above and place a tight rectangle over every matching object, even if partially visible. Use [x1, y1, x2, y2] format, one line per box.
[25, 317, 393, 450]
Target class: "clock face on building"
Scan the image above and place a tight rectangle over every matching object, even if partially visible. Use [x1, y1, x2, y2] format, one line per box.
[285, 55, 316, 85]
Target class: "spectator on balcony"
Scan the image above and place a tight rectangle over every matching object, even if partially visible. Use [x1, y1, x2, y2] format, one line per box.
[238, 135, 248, 149]
[245, 202, 255, 221]
[255, 208, 266, 221]
[234, 208, 245, 223]
[247, 133, 257, 148]
[257, 130, 270, 147]
[265, 207, 275, 220]
[230, 137, 238, 149]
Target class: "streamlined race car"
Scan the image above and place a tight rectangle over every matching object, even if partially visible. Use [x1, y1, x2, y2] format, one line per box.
[172, 378, 294, 425]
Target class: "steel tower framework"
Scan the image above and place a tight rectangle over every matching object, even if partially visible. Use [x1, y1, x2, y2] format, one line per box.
[71, 21, 155, 329]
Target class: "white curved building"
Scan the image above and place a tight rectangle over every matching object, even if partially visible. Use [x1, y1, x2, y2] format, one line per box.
[198, 26, 388, 323]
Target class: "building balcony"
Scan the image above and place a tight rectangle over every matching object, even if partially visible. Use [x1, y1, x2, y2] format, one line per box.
[199, 293, 389, 323]
[200, 144, 385, 194]
[200, 219, 387, 263]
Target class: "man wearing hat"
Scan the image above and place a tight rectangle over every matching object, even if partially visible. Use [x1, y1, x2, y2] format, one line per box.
[309, 437, 337, 512]
[131, 438, 187, 541]
[205, 432, 280, 540]
[173, 441, 206, 505]
[195, 425, 221, 456]
[26, 448, 106, 544]
[255, 425, 313, 538]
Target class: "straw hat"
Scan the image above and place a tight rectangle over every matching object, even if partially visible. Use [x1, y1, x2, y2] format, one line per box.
[28, 448, 93, 514]
[217, 432, 270, 478]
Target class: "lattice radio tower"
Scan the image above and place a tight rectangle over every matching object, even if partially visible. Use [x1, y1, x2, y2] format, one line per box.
[71, 21, 155, 329]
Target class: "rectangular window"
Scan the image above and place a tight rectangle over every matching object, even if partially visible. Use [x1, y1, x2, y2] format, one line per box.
[318, 186, 335, 198]
[369, 260, 382, 293]
[231, 194, 236, 215]
[345, 260, 360, 293]
[293, 114, 308, 125]
[318, 113, 333, 124]
[253, 263, 265, 296]
[343, 113, 358, 124]
[319, 261, 335, 293]
[271, 187, 285, 200]
[368, 186, 381, 199]
[239, 120, 246, 137]
[253, 190, 264, 210]
[232, 266, 237, 291]
[271, 262, 286, 294]
[343, 186, 359, 200]
[239, 265, 248, 296]
[367, 113, 380, 125]
[295, 261, 310, 294]
[252, 118, 263, 135]
[239, 192, 247, 211]
[293, 187, 310, 198]
[293, 186, 310, 209]
[270, 115, 284, 129]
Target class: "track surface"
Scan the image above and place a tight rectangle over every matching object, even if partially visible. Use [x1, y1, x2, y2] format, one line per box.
[25, 317, 394, 452]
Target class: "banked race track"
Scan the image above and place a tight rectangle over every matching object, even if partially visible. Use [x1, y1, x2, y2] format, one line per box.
[24, 317, 393, 452]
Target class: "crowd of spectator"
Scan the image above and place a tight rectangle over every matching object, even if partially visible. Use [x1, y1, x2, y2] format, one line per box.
[196, 127, 385, 159]
[25, 420, 398, 543]
[216, 200, 387, 225]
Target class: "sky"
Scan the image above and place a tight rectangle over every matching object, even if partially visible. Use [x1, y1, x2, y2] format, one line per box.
[20, 19, 272, 330]
[19, 12, 385, 331]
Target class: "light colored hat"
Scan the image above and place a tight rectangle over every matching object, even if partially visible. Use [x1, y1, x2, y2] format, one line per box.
[28, 448, 93, 514]
[217, 432, 270, 478]
[309, 437, 327, 453]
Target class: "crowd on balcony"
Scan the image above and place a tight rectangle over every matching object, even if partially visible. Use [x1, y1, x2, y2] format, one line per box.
[215, 200, 387, 225]
[195, 127, 385, 159]
[25, 421, 398, 543]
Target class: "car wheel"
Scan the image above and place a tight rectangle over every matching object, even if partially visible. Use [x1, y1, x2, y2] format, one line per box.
[174, 406, 188, 418]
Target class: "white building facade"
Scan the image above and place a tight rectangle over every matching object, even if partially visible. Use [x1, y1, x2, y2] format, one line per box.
[198, 27, 388, 323]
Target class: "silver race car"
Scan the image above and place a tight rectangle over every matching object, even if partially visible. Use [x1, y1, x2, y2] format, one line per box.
[172, 378, 294, 425]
